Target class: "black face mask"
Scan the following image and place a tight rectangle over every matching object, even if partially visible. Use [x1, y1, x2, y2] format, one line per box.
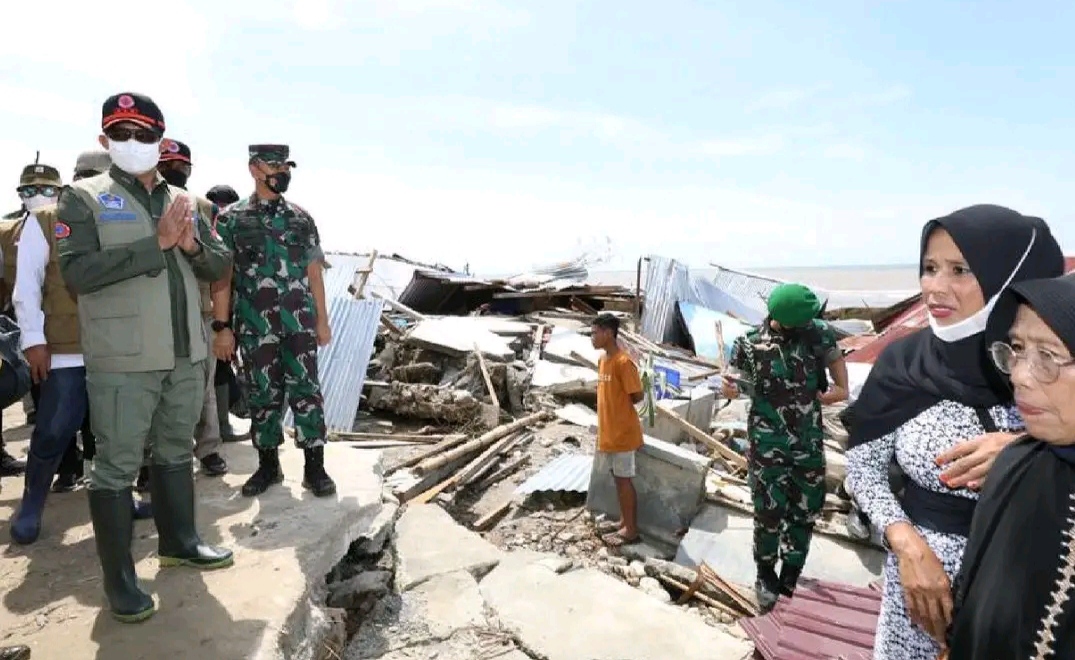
[265, 171, 291, 194]
[160, 168, 188, 189]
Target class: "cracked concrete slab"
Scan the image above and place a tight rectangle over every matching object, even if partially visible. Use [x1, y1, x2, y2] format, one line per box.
[0, 424, 384, 660]
[480, 556, 755, 660]
[394, 504, 503, 591]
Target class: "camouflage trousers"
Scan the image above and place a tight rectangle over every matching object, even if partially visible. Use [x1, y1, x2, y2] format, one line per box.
[748, 433, 826, 571]
[237, 331, 326, 451]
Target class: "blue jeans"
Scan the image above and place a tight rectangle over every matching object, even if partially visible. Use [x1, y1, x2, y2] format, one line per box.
[10, 367, 88, 543]
[32, 367, 88, 464]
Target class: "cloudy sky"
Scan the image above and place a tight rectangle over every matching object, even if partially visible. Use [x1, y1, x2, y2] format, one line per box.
[2, 0, 1072, 274]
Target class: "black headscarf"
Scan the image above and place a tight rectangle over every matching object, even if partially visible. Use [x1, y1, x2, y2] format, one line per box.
[844, 204, 1065, 448]
[948, 273, 1075, 660]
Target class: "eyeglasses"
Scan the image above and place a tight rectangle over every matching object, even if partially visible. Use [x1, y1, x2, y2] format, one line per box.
[989, 341, 1075, 384]
[17, 185, 58, 199]
[104, 127, 160, 144]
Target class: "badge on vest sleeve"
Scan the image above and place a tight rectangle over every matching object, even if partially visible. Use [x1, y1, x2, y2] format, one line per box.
[54, 222, 71, 239]
[96, 192, 126, 210]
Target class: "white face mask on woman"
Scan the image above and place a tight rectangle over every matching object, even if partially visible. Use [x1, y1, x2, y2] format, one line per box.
[928, 229, 1037, 343]
[108, 138, 160, 175]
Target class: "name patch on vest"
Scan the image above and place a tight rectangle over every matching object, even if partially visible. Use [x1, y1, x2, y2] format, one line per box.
[99, 212, 139, 223]
[96, 192, 126, 210]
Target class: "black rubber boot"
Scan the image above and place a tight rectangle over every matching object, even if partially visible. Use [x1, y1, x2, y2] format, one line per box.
[53, 439, 83, 493]
[135, 466, 150, 493]
[754, 563, 780, 614]
[0, 645, 31, 660]
[302, 446, 336, 497]
[241, 447, 283, 497]
[87, 488, 155, 623]
[216, 384, 249, 442]
[150, 462, 234, 570]
[778, 564, 804, 598]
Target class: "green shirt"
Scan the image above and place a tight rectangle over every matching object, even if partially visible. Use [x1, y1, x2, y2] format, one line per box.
[56, 165, 231, 358]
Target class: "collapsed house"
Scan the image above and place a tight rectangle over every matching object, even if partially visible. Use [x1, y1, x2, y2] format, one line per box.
[311, 250, 1075, 659]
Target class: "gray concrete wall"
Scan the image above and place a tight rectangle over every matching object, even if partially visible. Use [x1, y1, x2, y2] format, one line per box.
[586, 435, 712, 547]
[641, 386, 715, 445]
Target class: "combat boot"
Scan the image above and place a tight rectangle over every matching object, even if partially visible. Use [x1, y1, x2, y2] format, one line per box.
[778, 564, 804, 598]
[241, 447, 283, 497]
[754, 563, 780, 614]
[88, 488, 156, 623]
[302, 446, 336, 497]
[150, 462, 234, 570]
[53, 440, 84, 493]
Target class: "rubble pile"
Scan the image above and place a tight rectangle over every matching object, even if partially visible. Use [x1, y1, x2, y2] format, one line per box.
[318, 253, 902, 654]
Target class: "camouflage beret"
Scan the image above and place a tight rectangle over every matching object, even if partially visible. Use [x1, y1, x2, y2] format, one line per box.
[18, 163, 62, 188]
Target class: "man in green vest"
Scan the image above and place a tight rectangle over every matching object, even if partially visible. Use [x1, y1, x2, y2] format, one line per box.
[0, 163, 62, 476]
[10, 152, 152, 544]
[156, 140, 229, 477]
[56, 92, 234, 623]
[213, 144, 336, 498]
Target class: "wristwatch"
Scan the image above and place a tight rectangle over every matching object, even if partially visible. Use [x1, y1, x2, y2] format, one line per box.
[211, 319, 231, 332]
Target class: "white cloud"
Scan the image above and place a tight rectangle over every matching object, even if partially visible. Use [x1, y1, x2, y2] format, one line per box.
[746, 85, 829, 112]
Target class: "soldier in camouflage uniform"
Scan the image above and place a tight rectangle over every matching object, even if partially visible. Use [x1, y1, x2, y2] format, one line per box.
[723, 283, 849, 613]
[213, 144, 335, 498]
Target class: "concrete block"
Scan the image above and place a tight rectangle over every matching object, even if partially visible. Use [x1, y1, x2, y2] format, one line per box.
[405, 570, 488, 639]
[586, 435, 710, 547]
[0, 440, 385, 660]
[394, 504, 503, 591]
[479, 558, 753, 660]
[643, 387, 715, 445]
[674, 503, 885, 588]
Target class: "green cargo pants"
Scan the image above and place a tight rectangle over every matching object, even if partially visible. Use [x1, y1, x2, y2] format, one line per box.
[87, 358, 208, 490]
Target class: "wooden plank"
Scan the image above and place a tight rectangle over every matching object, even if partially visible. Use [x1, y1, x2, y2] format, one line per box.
[655, 405, 747, 470]
[352, 250, 378, 299]
[472, 497, 515, 531]
[474, 343, 501, 409]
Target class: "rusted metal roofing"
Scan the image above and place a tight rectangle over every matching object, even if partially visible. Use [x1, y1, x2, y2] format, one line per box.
[740, 578, 882, 660]
[514, 453, 593, 495]
[846, 256, 1075, 364]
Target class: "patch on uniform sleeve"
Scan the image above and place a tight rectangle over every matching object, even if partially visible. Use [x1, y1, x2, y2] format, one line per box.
[54, 222, 71, 240]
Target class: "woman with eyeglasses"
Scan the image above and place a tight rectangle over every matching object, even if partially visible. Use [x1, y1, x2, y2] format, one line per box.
[943, 274, 1075, 659]
[842, 205, 1065, 660]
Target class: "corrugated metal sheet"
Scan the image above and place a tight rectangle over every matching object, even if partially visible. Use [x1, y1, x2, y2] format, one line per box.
[711, 264, 785, 314]
[325, 251, 460, 302]
[846, 256, 1075, 365]
[323, 253, 368, 302]
[641, 255, 764, 343]
[515, 453, 593, 495]
[283, 297, 384, 433]
[740, 579, 882, 660]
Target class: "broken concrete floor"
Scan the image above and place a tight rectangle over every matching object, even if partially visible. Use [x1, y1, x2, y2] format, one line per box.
[347, 505, 754, 660]
[0, 416, 384, 660]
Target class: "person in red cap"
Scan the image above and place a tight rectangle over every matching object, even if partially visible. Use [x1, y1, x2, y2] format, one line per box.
[155, 139, 230, 477]
[54, 92, 235, 623]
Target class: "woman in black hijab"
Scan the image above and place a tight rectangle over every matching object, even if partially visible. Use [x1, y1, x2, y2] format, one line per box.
[843, 205, 1065, 660]
[946, 274, 1075, 659]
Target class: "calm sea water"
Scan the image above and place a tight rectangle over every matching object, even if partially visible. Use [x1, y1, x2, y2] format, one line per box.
[592, 264, 919, 292]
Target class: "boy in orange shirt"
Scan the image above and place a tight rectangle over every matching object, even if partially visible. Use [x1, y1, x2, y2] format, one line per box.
[590, 313, 644, 547]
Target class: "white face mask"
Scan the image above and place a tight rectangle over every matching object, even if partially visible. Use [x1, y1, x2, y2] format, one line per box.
[23, 195, 54, 212]
[107, 138, 160, 175]
[928, 228, 1037, 343]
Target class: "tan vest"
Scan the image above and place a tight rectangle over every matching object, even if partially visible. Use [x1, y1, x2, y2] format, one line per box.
[33, 207, 81, 354]
[0, 216, 26, 304]
[194, 197, 214, 317]
[67, 173, 207, 373]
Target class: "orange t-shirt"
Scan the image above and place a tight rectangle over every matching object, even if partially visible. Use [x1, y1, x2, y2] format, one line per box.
[597, 350, 644, 453]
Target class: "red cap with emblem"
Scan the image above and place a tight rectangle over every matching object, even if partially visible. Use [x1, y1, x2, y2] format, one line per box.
[102, 92, 166, 134]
